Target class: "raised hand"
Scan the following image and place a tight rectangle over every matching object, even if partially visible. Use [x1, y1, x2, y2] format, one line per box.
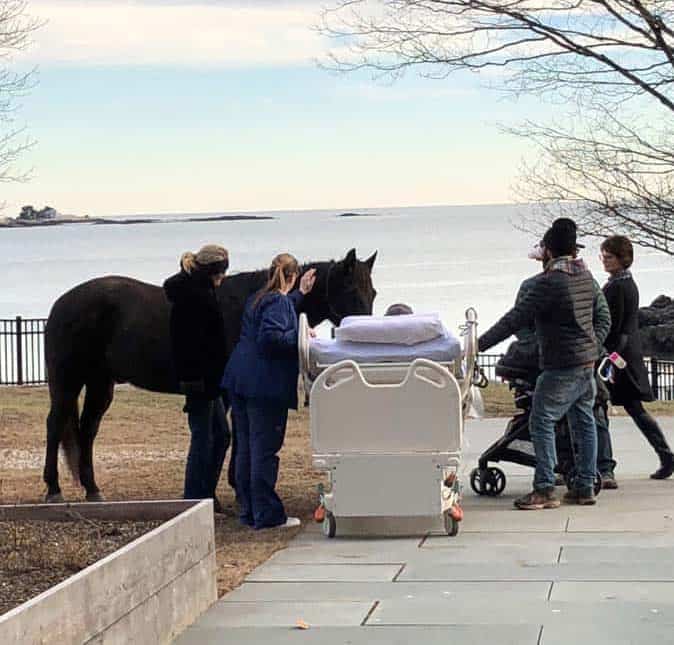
[299, 268, 317, 295]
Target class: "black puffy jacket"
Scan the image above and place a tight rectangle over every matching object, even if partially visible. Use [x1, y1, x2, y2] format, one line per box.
[163, 270, 227, 399]
[479, 257, 599, 370]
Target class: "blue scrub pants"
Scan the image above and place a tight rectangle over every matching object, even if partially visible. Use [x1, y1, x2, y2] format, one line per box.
[231, 394, 289, 529]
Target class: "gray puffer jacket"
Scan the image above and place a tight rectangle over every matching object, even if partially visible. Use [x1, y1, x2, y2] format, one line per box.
[479, 257, 602, 370]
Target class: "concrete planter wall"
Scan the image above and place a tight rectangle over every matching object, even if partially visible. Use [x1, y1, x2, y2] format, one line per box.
[0, 499, 216, 644]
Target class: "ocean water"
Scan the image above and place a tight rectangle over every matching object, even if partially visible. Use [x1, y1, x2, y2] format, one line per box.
[2, 204, 672, 351]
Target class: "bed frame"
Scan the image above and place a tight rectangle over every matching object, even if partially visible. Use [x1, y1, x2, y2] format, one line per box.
[299, 309, 480, 537]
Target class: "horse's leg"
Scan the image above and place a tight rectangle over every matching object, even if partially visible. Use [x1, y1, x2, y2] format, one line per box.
[79, 377, 114, 501]
[44, 385, 81, 503]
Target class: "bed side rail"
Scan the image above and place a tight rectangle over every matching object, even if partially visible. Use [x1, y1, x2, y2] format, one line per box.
[460, 307, 488, 400]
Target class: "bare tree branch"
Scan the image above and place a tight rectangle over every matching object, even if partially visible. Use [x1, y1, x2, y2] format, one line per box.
[321, 0, 674, 255]
[0, 1, 42, 187]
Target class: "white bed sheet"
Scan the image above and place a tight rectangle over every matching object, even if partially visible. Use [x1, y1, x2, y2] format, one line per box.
[310, 333, 462, 366]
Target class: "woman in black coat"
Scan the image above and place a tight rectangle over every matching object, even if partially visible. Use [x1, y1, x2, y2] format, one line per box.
[164, 244, 231, 507]
[601, 235, 673, 479]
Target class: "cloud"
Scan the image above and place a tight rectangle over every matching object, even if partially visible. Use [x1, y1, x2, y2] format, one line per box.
[23, 1, 329, 67]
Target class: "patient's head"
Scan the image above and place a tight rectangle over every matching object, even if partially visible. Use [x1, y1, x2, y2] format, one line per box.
[385, 303, 414, 316]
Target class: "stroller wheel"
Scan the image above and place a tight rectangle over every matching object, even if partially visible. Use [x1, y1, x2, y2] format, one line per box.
[486, 467, 507, 496]
[470, 468, 484, 495]
[470, 467, 507, 496]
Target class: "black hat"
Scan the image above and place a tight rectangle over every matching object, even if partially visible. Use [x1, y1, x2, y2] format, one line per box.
[543, 220, 577, 256]
[551, 217, 584, 250]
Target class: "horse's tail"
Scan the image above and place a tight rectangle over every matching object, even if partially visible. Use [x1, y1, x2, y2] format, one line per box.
[60, 400, 81, 482]
[45, 288, 85, 484]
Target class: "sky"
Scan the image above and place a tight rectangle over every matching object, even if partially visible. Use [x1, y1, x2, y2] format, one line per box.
[1, 0, 543, 217]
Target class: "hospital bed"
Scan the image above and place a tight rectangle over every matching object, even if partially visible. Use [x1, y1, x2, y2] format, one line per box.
[298, 309, 481, 538]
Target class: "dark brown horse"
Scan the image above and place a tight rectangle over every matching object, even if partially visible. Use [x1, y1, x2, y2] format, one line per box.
[44, 249, 377, 502]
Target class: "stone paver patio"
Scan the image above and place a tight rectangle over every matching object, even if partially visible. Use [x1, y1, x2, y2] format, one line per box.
[176, 417, 674, 645]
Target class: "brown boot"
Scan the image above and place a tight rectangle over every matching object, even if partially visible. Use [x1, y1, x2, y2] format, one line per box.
[563, 488, 596, 505]
[601, 473, 619, 490]
[514, 489, 560, 510]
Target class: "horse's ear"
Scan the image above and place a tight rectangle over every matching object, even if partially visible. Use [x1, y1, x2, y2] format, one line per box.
[365, 251, 377, 272]
[342, 248, 357, 272]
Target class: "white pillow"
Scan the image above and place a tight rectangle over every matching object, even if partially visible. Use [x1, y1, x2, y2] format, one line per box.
[335, 313, 446, 345]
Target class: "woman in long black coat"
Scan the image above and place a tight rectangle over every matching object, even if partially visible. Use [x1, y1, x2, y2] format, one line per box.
[600, 235, 673, 479]
[164, 244, 231, 507]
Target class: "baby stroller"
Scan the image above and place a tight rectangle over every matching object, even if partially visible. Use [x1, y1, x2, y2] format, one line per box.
[470, 352, 602, 497]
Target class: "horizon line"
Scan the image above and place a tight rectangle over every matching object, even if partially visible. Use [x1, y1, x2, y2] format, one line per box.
[96, 200, 527, 219]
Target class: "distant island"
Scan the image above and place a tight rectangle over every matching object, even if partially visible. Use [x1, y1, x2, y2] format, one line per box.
[0, 205, 274, 228]
[0, 205, 94, 227]
[183, 214, 273, 223]
[338, 212, 382, 218]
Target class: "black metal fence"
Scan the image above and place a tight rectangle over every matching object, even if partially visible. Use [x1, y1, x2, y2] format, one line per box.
[0, 317, 47, 385]
[1, 317, 674, 400]
[647, 356, 674, 401]
[474, 353, 503, 383]
[480, 353, 674, 402]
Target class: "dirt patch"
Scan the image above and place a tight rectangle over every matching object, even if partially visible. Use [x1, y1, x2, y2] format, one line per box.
[0, 386, 321, 597]
[0, 519, 161, 615]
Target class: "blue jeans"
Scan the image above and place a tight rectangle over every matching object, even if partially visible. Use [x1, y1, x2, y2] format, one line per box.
[595, 400, 616, 476]
[231, 395, 288, 529]
[530, 366, 597, 492]
[184, 395, 230, 500]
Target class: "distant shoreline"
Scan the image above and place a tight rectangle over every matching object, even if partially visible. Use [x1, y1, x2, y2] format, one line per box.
[338, 212, 383, 218]
[0, 214, 274, 228]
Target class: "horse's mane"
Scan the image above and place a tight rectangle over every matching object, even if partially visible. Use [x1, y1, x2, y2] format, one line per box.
[227, 258, 334, 282]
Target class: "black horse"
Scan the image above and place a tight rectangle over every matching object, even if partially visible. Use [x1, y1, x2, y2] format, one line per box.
[44, 248, 377, 502]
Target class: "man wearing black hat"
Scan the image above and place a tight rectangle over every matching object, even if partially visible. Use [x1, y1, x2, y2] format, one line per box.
[479, 219, 600, 509]
[552, 219, 617, 488]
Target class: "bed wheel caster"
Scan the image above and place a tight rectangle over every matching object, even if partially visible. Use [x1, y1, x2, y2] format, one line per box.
[444, 510, 460, 537]
[323, 511, 336, 538]
[470, 467, 506, 496]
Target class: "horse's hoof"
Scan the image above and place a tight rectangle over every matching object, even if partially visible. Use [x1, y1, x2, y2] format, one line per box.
[45, 492, 65, 504]
[85, 492, 105, 502]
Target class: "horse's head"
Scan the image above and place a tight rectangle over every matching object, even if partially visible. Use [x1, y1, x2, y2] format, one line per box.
[300, 248, 378, 326]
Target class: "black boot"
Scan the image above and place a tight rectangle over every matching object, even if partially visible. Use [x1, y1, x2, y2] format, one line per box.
[625, 402, 674, 479]
[651, 454, 674, 480]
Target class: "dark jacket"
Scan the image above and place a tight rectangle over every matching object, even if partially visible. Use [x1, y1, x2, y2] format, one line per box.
[501, 271, 611, 372]
[163, 270, 227, 399]
[222, 291, 303, 409]
[603, 272, 654, 404]
[479, 257, 599, 370]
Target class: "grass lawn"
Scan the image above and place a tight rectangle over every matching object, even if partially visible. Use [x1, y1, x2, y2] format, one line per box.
[1, 383, 672, 596]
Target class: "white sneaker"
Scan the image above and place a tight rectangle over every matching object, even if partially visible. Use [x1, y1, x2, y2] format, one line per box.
[280, 517, 301, 528]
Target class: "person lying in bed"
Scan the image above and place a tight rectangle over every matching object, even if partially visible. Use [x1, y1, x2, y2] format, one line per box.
[385, 303, 413, 316]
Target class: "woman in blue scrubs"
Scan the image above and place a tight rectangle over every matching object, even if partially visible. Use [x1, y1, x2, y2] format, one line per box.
[223, 253, 316, 529]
